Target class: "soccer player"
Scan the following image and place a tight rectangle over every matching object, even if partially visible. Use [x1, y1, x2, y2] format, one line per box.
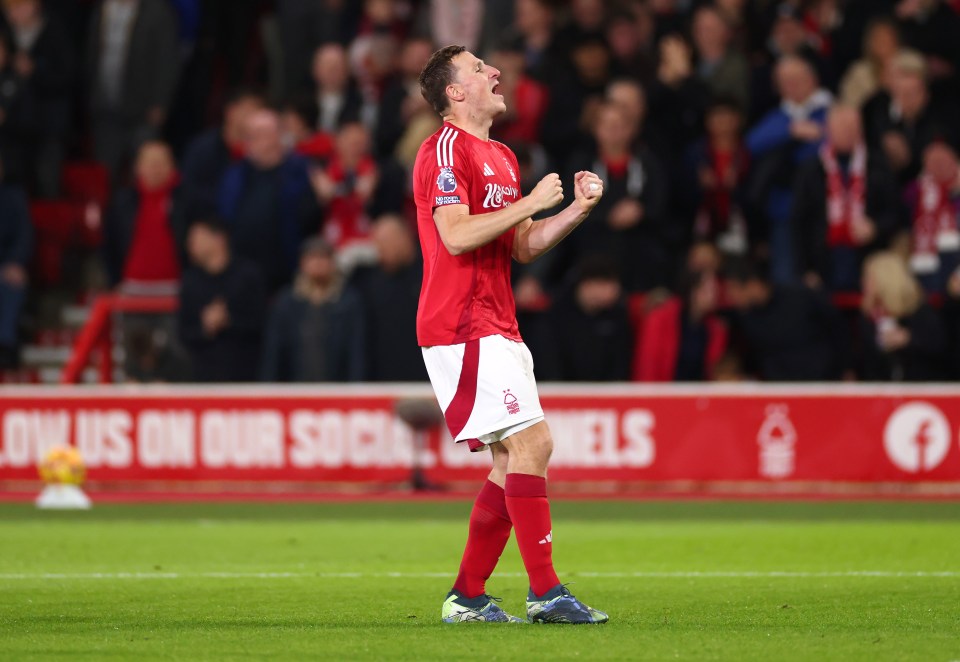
[413, 45, 609, 625]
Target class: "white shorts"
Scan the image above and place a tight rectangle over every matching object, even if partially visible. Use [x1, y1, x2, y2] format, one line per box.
[422, 334, 545, 451]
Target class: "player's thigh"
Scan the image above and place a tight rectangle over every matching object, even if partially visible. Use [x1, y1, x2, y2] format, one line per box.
[500, 420, 553, 465]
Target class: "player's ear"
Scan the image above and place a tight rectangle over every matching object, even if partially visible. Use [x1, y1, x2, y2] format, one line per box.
[446, 84, 464, 104]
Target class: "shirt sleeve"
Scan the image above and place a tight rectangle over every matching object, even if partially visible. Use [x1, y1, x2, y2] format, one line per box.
[428, 128, 473, 210]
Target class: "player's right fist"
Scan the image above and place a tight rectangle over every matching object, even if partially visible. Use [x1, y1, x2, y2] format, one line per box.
[529, 173, 564, 212]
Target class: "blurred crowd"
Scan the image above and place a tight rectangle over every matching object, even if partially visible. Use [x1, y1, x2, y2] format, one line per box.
[1, 0, 960, 383]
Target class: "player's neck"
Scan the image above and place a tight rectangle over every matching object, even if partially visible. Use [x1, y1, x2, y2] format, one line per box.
[444, 114, 492, 142]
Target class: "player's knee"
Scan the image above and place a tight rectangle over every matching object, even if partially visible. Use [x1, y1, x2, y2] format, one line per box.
[490, 444, 509, 472]
[533, 433, 553, 462]
[504, 424, 552, 465]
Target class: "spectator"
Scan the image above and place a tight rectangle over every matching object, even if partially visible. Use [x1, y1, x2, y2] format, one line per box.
[839, 17, 902, 109]
[219, 109, 318, 292]
[605, 78, 648, 151]
[688, 98, 751, 257]
[347, 31, 397, 128]
[792, 105, 899, 291]
[746, 55, 832, 284]
[858, 251, 945, 381]
[691, 5, 750, 112]
[178, 219, 266, 382]
[540, 34, 612, 169]
[941, 265, 960, 378]
[279, 98, 334, 163]
[686, 240, 724, 275]
[355, 0, 409, 41]
[85, 0, 180, 181]
[489, 44, 549, 145]
[634, 268, 729, 382]
[724, 260, 845, 381]
[605, 6, 655, 83]
[749, 3, 826, 120]
[544, 256, 633, 382]
[906, 141, 960, 293]
[261, 237, 365, 382]
[646, 35, 711, 177]
[310, 121, 404, 271]
[648, 0, 687, 41]
[179, 88, 264, 226]
[567, 101, 669, 292]
[276, 0, 360, 98]
[0, 32, 25, 176]
[352, 215, 426, 382]
[507, 0, 560, 81]
[560, 0, 608, 43]
[103, 140, 181, 292]
[894, 0, 960, 99]
[309, 42, 363, 134]
[864, 50, 953, 186]
[0, 153, 30, 368]
[374, 37, 433, 158]
[123, 323, 189, 383]
[0, 0, 73, 198]
[414, 0, 512, 58]
[714, 0, 752, 54]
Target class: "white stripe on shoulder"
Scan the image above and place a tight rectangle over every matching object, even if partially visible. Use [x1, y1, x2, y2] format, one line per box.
[436, 127, 450, 167]
[447, 131, 459, 168]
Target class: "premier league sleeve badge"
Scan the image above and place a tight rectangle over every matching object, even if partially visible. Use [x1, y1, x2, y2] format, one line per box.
[437, 167, 458, 193]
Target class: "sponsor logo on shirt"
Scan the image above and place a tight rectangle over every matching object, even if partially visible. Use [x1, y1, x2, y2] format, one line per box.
[435, 195, 462, 206]
[483, 162, 496, 177]
[437, 167, 458, 193]
[483, 183, 519, 209]
[502, 157, 517, 182]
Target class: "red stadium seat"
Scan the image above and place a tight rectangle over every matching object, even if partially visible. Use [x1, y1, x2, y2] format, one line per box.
[61, 161, 110, 208]
[29, 201, 84, 285]
[60, 162, 109, 248]
[626, 292, 649, 331]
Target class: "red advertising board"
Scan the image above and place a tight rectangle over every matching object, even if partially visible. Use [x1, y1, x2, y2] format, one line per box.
[1, 385, 959, 491]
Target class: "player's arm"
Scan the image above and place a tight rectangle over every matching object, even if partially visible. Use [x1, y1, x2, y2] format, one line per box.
[433, 174, 564, 256]
[513, 171, 604, 264]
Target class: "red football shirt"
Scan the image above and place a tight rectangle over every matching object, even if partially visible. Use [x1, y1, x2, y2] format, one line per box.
[413, 122, 524, 346]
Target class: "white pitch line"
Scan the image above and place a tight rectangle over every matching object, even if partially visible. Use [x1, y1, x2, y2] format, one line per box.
[0, 571, 957, 580]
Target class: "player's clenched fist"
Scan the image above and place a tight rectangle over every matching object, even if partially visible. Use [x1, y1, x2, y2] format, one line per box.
[528, 173, 564, 212]
[573, 171, 603, 213]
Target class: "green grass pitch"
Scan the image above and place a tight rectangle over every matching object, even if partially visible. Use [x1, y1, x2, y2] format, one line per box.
[1, 500, 959, 661]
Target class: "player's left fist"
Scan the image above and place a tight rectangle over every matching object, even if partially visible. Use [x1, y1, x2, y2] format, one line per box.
[574, 171, 603, 213]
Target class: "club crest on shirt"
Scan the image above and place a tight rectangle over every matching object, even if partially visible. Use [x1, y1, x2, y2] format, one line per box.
[437, 167, 458, 193]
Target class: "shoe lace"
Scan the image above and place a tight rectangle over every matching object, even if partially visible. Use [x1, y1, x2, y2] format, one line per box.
[484, 594, 504, 604]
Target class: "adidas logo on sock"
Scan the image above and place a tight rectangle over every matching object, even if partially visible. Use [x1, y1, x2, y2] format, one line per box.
[538, 531, 553, 545]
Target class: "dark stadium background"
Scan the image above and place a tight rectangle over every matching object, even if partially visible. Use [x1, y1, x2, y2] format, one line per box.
[0, 0, 956, 386]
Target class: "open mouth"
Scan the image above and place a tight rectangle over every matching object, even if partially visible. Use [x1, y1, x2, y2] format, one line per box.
[492, 82, 501, 95]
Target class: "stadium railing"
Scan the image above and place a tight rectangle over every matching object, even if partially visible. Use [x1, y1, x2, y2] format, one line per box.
[61, 295, 178, 384]
[61, 291, 942, 384]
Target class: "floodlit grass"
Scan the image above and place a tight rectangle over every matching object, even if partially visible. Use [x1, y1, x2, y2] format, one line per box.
[1, 501, 958, 661]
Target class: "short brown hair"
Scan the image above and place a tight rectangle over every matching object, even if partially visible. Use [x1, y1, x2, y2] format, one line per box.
[419, 45, 466, 116]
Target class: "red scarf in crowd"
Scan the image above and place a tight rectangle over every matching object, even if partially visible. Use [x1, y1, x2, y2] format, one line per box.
[123, 175, 181, 283]
[321, 156, 377, 247]
[911, 174, 960, 274]
[820, 143, 866, 248]
[695, 144, 749, 238]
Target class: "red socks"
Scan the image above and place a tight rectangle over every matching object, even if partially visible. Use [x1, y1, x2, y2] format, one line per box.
[453, 474, 562, 599]
[452, 480, 513, 598]
[504, 473, 561, 597]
